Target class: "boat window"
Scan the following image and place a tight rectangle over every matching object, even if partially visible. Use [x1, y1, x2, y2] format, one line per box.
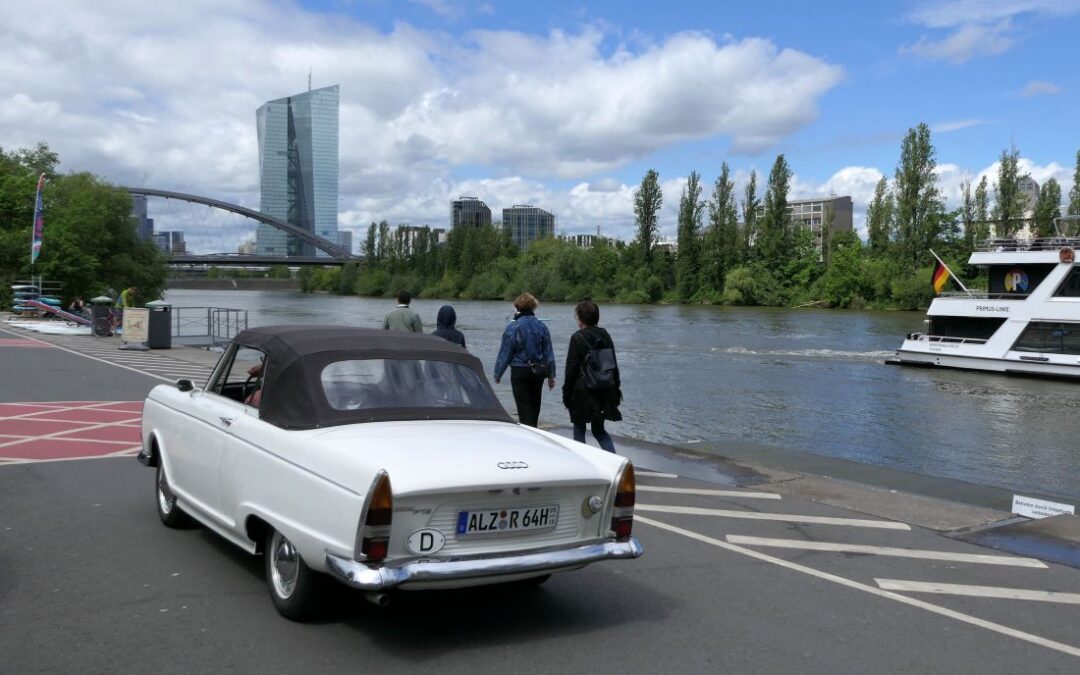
[928, 316, 1006, 340]
[1053, 266, 1080, 297]
[987, 264, 1055, 296]
[1012, 322, 1080, 355]
[320, 359, 499, 411]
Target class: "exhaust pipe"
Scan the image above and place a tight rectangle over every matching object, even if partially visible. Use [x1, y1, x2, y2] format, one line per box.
[365, 592, 390, 607]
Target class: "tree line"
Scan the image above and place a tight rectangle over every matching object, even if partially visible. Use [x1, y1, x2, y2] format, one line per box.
[307, 124, 1079, 310]
[0, 143, 167, 308]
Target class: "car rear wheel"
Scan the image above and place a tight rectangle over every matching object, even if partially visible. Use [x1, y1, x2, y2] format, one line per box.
[265, 528, 324, 621]
[156, 463, 193, 528]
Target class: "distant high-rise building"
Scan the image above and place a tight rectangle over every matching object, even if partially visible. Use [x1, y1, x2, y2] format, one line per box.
[1018, 176, 1040, 215]
[451, 197, 492, 229]
[785, 196, 853, 258]
[337, 230, 353, 256]
[154, 231, 186, 256]
[503, 205, 555, 249]
[256, 84, 339, 256]
[238, 238, 257, 255]
[131, 195, 154, 241]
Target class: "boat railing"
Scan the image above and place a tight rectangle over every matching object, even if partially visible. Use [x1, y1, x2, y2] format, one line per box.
[937, 291, 1029, 300]
[906, 333, 988, 346]
[975, 237, 1080, 252]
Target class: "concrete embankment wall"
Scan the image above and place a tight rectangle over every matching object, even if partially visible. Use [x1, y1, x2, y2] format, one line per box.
[166, 278, 299, 291]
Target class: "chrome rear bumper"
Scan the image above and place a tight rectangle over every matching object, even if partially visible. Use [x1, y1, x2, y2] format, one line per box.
[325, 537, 643, 590]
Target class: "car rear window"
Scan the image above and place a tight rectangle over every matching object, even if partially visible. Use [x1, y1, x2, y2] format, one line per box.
[320, 359, 500, 411]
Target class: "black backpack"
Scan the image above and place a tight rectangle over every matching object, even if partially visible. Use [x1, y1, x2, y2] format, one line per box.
[578, 332, 617, 390]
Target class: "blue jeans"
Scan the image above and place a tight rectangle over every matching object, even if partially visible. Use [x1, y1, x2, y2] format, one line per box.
[573, 419, 615, 452]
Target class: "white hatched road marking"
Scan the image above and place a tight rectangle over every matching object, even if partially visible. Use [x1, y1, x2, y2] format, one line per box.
[639, 486, 781, 500]
[636, 471, 678, 478]
[726, 535, 1047, 568]
[638, 516, 1080, 659]
[0, 446, 142, 465]
[875, 580, 1080, 604]
[637, 503, 911, 530]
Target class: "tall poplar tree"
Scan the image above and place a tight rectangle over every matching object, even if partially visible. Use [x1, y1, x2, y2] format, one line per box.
[704, 162, 738, 292]
[633, 169, 663, 264]
[675, 170, 704, 300]
[741, 170, 760, 256]
[865, 176, 893, 254]
[1032, 178, 1062, 237]
[760, 155, 792, 267]
[992, 146, 1023, 237]
[893, 123, 942, 271]
[1069, 150, 1080, 217]
[960, 179, 975, 250]
[363, 222, 377, 260]
[974, 176, 990, 242]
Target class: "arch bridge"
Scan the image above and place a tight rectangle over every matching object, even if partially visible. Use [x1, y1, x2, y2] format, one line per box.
[122, 187, 356, 261]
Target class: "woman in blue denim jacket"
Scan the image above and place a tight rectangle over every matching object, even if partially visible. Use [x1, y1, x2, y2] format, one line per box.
[494, 293, 556, 427]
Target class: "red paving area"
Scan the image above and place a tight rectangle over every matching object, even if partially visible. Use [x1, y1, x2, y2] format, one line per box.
[0, 338, 52, 348]
[0, 401, 142, 463]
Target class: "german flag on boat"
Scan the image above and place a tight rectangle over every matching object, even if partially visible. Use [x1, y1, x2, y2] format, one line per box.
[932, 260, 951, 294]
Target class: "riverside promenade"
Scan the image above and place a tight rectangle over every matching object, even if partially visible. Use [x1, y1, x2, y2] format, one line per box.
[2, 317, 1080, 674]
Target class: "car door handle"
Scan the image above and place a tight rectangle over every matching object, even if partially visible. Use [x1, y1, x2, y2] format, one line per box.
[219, 416, 234, 427]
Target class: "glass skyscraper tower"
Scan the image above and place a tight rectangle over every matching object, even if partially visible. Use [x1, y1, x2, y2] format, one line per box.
[255, 85, 339, 256]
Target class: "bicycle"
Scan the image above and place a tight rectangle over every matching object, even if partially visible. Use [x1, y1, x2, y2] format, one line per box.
[92, 307, 121, 337]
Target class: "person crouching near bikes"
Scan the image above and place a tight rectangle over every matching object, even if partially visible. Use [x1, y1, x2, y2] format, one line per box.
[494, 293, 556, 428]
[562, 300, 621, 453]
[114, 286, 137, 329]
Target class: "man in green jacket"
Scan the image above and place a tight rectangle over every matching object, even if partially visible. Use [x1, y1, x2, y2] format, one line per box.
[382, 291, 423, 333]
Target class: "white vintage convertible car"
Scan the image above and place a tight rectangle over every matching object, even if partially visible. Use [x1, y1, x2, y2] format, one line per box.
[139, 325, 642, 620]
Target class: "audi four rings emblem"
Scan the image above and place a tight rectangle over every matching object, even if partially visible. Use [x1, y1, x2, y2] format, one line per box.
[497, 461, 529, 469]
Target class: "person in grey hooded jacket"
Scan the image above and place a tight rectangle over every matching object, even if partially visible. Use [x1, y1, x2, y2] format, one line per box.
[431, 305, 466, 348]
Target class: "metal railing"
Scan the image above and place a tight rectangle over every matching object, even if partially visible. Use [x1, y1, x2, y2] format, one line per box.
[907, 333, 988, 345]
[172, 306, 248, 346]
[938, 292, 1029, 300]
[976, 237, 1080, 252]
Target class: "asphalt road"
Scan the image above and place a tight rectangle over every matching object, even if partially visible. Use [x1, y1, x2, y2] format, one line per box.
[2, 324, 1080, 674]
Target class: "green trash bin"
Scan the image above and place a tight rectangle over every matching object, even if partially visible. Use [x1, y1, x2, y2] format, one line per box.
[146, 300, 172, 349]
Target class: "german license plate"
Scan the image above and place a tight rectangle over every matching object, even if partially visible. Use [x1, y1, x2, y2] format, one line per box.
[456, 505, 559, 535]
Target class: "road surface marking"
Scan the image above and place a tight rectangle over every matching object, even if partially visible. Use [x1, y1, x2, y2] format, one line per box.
[636, 471, 678, 479]
[639, 486, 781, 500]
[875, 580, 1080, 604]
[638, 516, 1080, 659]
[726, 535, 1047, 568]
[637, 504, 910, 530]
[0, 327, 175, 383]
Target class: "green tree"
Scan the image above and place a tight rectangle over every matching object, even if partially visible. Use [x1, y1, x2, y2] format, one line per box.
[703, 162, 739, 295]
[992, 146, 1024, 237]
[759, 154, 792, 268]
[1069, 150, 1080, 221]
[741, 170, 760, 256]
[376, 220, 390, 262]
[974, 176, 990, 242]
[960, 179, 975, 250]
[1032, 178, 1062, 237]
[675, 170, 704, 301]
[866, 176, 893, 254]
[363, 222, 376, 260]
[821, 204, 835, 268]
[633, 169, 663, 264]
[339, 261, 358, 294]
[893, 123, 943, 271]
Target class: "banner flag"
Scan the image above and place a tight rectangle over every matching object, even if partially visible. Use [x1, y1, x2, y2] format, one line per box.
[30, 173, 46, 265]
[932, 260, 950, 294]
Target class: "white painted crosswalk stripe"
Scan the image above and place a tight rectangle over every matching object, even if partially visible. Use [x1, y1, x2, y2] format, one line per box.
[875, 579, 1080, 604]
[639, 486, 781, 500]
[637, 503, 910, 529]
[726, 535, 1047, 568]
[637, 471, 678, 479]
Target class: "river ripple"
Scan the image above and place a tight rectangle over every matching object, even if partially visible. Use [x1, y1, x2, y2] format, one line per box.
[165, 289, 1080, 500]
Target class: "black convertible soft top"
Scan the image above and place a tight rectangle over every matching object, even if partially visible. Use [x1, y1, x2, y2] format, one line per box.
[232, 325, 513, 430]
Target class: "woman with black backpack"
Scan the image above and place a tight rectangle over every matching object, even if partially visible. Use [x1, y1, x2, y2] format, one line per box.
[562, 300, 621, 452]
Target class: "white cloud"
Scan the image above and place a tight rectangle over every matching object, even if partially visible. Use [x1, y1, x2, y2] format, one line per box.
[900, 21, 1013, 64]
[1021, 80, 1063, 96]
[932, 119, 990, 133]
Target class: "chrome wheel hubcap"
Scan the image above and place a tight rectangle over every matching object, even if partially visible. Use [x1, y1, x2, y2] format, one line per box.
[157, 468, 175, 515]
[270, 532, 299, 599]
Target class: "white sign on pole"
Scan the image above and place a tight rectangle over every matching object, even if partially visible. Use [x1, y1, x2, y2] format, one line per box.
[122, 308, 149, 343]
[1012, 495, 1076, 519]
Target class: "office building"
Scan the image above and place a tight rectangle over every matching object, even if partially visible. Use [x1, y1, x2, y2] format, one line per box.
[255, 84, 340, 256]
[785, 195, 853, 257]
[131, 195, 154, 242]
[154, 231, 186, 256]
[1018, 176, 1040, 215]
[337, 230, 353, 256]
[238, 238, 257, 255]
[451, 197, 492, 229]
[503, 205, 555, 249]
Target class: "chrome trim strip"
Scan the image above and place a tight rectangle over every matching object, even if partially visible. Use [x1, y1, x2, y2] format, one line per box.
[325, 537, 643, 590]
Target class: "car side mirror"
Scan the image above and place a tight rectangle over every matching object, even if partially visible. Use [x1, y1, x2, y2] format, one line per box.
[176, 379, 195, 393]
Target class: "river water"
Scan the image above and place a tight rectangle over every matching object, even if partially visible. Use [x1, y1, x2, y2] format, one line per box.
[165, 289, 1079, 500]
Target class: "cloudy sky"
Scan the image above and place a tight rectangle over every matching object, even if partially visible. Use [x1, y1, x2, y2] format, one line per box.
[1, 0, 1078, 253]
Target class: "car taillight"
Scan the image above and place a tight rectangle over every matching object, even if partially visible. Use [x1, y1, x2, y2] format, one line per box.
[357, 472, 393, 562]
[611, 462, 635, 540]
